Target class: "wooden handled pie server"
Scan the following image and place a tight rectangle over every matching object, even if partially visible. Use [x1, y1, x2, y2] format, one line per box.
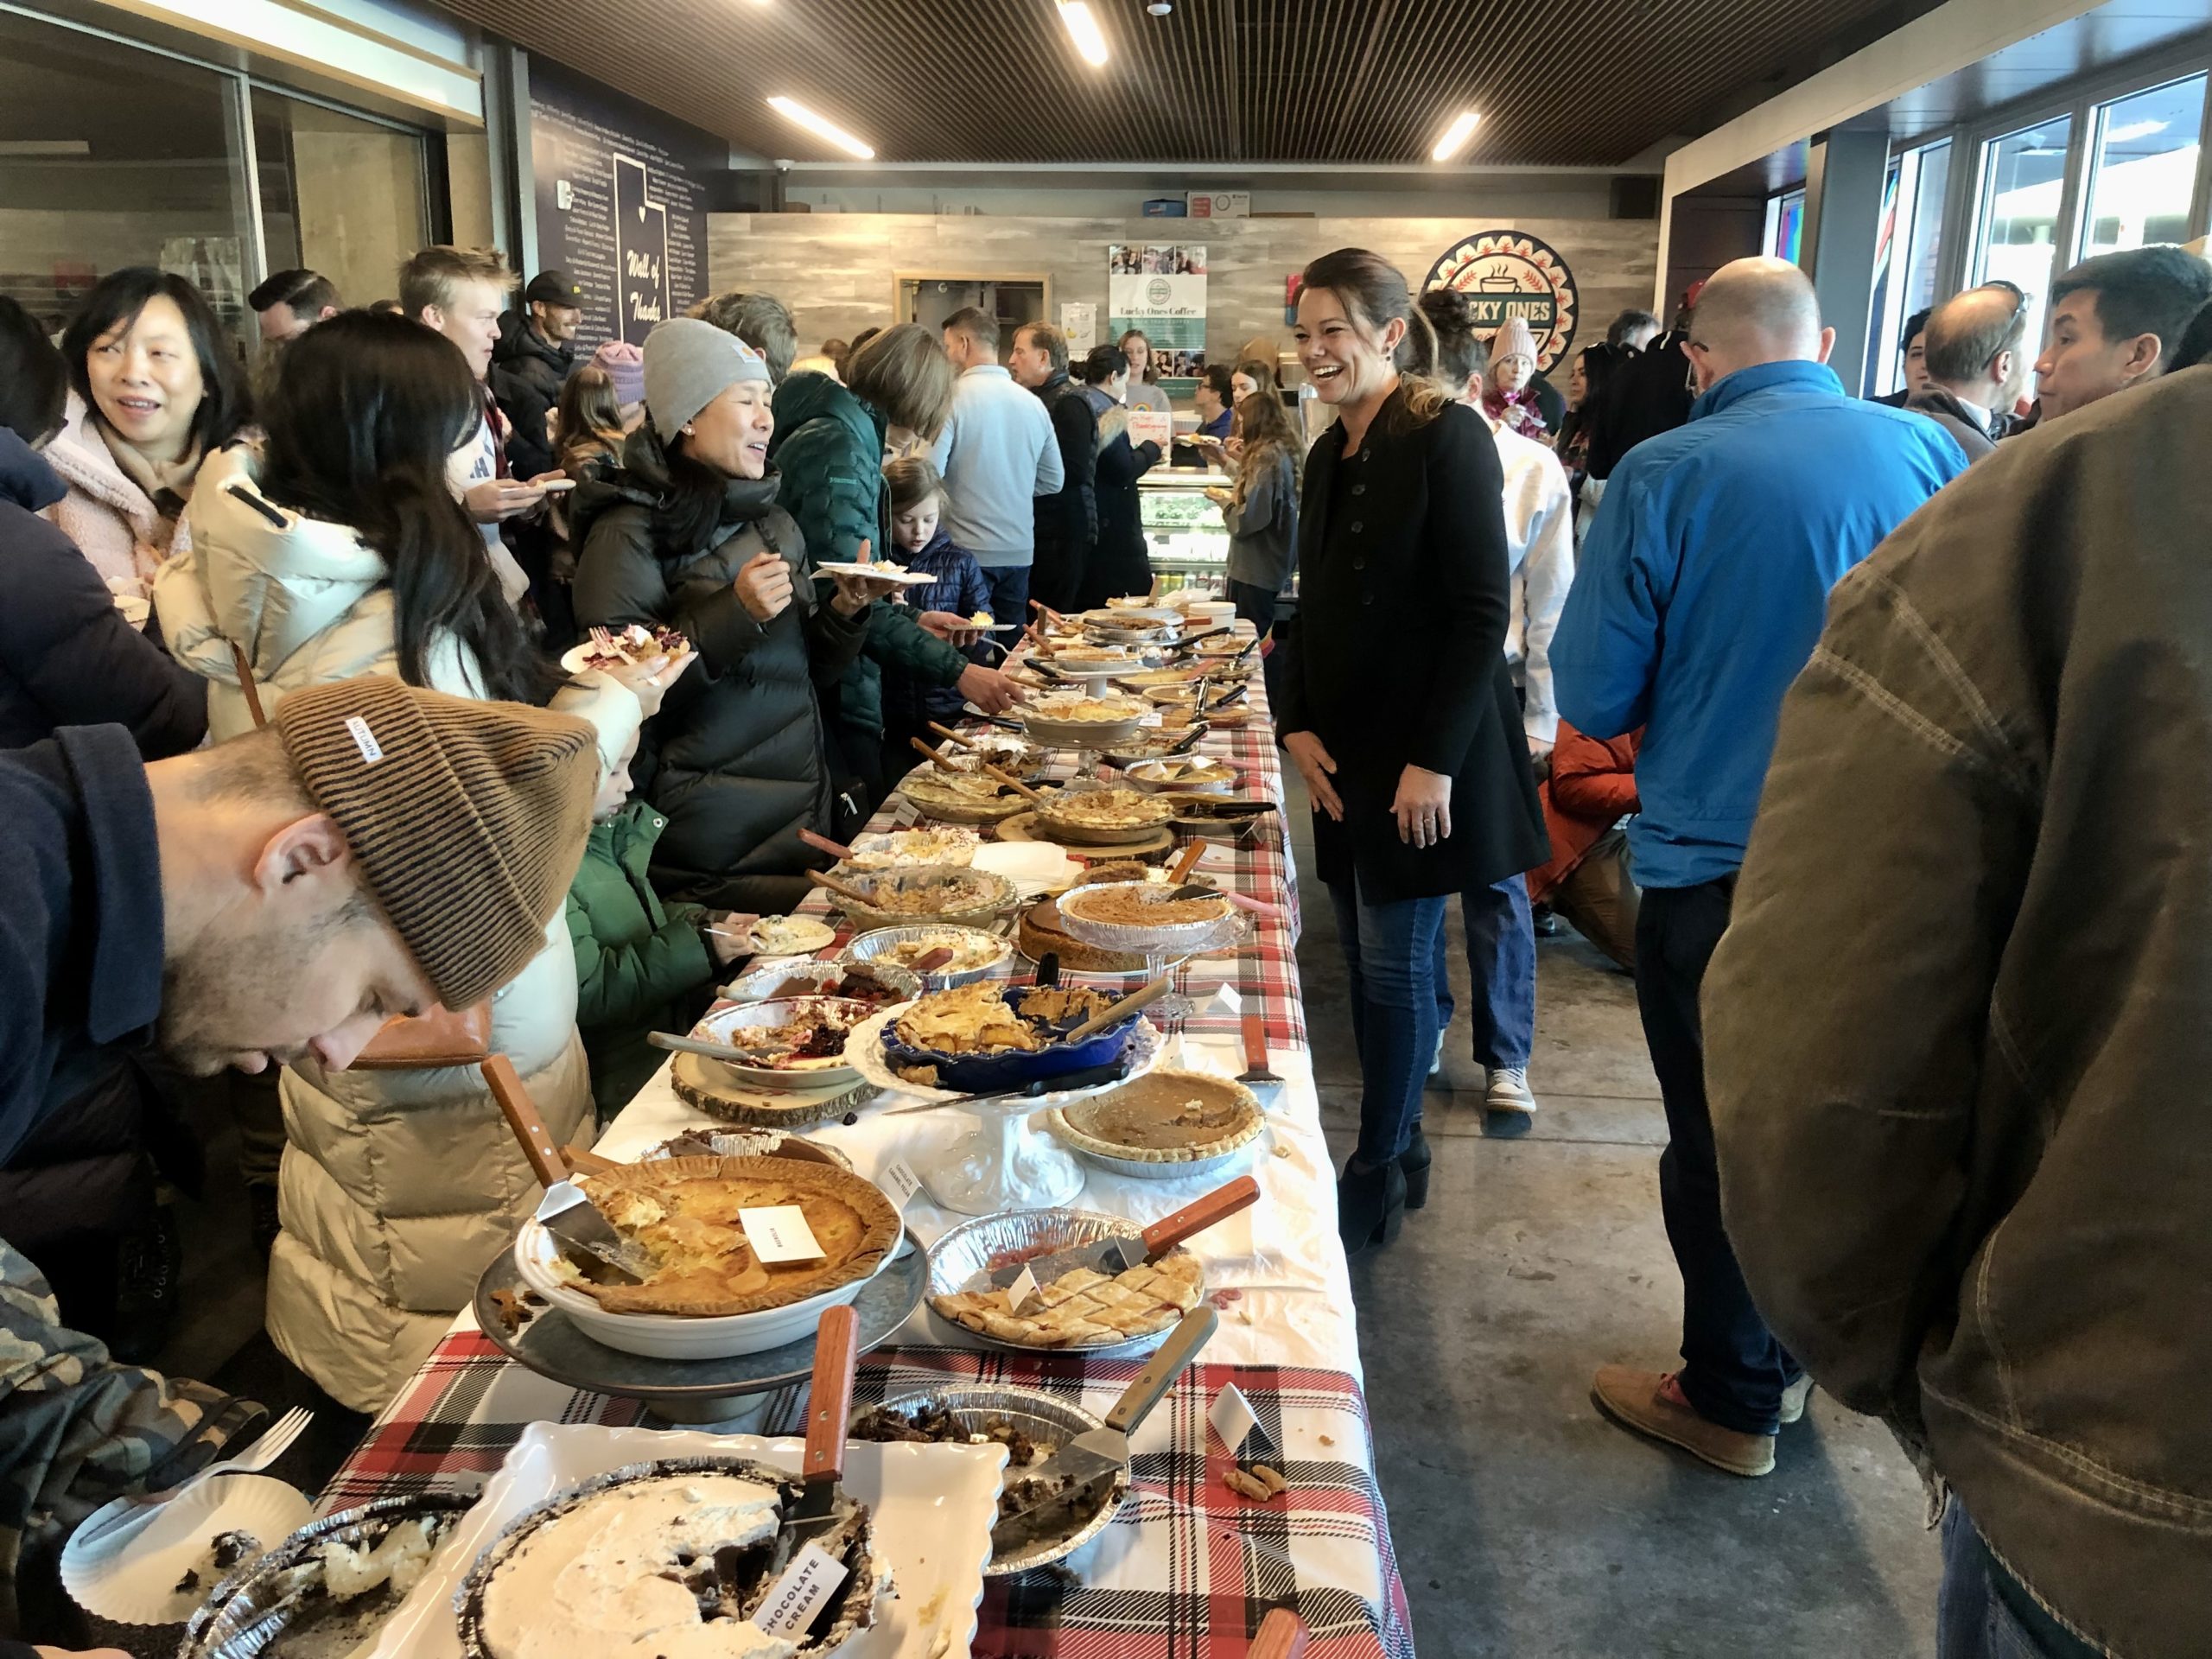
[782, 1304, 860, 1551]
[1236, 1014, 1285, 1086]
[485, 1057, 652, 1283]
[1250, 1609, 1310, 1659]
[985, 1175, 1260, 1288]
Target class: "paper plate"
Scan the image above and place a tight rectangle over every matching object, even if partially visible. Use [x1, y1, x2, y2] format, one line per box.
[62, 1473, 313, 1630]
[970, 838, 1085, 896]
[813, 561, 936, 585]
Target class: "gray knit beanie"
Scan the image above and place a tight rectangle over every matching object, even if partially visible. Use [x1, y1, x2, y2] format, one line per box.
[643, 317, 772, 436]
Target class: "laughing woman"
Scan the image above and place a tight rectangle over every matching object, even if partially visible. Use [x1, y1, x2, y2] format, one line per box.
[1276, 248, 1547, 1255]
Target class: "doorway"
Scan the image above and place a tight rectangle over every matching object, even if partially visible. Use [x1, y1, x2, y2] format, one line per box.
[897, 275, 1048, 340]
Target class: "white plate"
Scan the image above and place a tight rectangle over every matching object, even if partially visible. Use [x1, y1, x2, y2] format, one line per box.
[511, 1211, 894, 1360]
[844, 1004, 1166, 1104]
[558, 640, 695, 683]
[355, 1422, 1005, 1659]
[969, 839, 1084, 896]
[813, 562, 937, 586]
[62, 1473, 312, 1628]
[748, 915, 838, 955]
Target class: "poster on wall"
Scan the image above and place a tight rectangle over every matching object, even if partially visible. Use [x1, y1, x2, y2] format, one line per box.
[1421, 231, 1580, 373]
[1109, 244, 1207, 391]
[529, 61, 715, 350]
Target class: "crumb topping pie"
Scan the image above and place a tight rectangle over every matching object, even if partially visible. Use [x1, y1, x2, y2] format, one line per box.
[929, 1249, 1203, 1347]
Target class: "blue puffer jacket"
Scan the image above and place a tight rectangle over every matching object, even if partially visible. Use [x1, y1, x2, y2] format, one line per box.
[1552, 359, 1967, 889]
[880, 527, 994, 728]
[0, 429, 206, 755]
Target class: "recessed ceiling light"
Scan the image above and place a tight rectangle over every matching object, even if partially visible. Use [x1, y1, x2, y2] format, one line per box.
[1059, 1, 1110, 67]
[1431, 110, 1481, 162]
[767, 95, 875, 160]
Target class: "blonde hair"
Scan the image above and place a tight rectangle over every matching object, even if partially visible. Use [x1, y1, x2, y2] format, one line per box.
[1230, 389, 1302, 511]
[1299, 248, 1446, 428]
[848, 323, 957, 443]
[398, 245, 513, 320]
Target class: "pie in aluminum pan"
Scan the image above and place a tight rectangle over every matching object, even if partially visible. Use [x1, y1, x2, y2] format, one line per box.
[1033, 786, 1176, 834]
[929, 1249, 1203, 1347]
[1049, 1071, 1262, 1163]
[569, 1156, 901, 1317]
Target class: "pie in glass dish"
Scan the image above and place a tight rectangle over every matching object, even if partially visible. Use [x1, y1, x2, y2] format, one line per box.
[567, 1156, 901, 1317]
[1050, 1071, 1262, 1164]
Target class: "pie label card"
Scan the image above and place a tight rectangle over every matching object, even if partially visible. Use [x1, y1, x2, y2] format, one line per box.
[751, 1541, 849, 1637]
[740, 1205, 828, 1264]
[890, 798, 922, 828]
[1128, 410, 1174, 449]
[1212, 983, 1244, 1014]
[1209, 1381, 1259, 1453]
[1007, 1264, 1043, 1313]
[879, 1156, 925, 1211]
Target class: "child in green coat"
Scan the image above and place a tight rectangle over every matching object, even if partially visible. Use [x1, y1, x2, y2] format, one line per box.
[566, 702, 750, 1116]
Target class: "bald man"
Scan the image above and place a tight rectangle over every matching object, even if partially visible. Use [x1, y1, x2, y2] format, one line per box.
[1551, 257, 1967, 1478]
[1912, 286, 2029, 461]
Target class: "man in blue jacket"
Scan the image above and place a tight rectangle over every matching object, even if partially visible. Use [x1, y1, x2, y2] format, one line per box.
[1552, 257, 1967, 1478]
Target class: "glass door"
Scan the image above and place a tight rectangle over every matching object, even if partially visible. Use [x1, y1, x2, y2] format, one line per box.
[251, 87, 431, 327]
[1971, 116, 2075, 362]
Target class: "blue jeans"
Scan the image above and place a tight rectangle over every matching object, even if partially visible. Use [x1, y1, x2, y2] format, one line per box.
[1940, 1501, 2102, 1659]
[1325, 876, 1448, 1167]
[1434, 874, 1536, 1070]
[979, 564, 1032, 627]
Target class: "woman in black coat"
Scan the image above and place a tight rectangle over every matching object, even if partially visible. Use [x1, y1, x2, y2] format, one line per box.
[1071, 344, 1162, 608]
[1276, 249, 1548, 1255]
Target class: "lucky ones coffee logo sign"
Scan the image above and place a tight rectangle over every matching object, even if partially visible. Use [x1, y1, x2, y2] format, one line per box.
[1422, 231, 1580, 373]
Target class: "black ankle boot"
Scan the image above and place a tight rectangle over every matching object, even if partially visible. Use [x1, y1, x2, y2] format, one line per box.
[1338, 1157, 1408, 1256]
[1398, 1125, 1432, 1211]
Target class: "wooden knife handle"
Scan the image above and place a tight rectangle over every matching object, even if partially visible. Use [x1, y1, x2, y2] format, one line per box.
[1141, 1174, 1261, 1257]
[562, 1142, 621, 1177]
[1064, 973, 1173, 1045]
[1102, 1304, 1217, 1434]
[482, 1056, 568, 1189]
[810, 867, 878, 906]
[1250, 1609, 1309, 1659]
[804, 1304, 859, 1484]
[909, 735, 958, 772]
[1241, 1014, 1268, 1074]
[981, 760, 1046, 804]
[926, 721, 976, 752]
[798, 827, 855, 861]
[1168, 839, 1205, 885]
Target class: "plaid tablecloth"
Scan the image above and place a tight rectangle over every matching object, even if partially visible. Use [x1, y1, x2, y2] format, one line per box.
[323, 651, 1416, 1657]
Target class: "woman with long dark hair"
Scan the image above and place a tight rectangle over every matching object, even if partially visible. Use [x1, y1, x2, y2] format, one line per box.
[1276, 248, 1548, 1255]
[156, 308, 619, 1411]
[1072, 342, 1164, 607]
[46, 267, 251, 601]
[1207, 385, 1301, 641]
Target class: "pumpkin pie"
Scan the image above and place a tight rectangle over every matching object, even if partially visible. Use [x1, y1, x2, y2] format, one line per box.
[1051, 1071, 1262, 1164]
[930, 1249, 1203, 1347]
[569, 1156, 901, 1317]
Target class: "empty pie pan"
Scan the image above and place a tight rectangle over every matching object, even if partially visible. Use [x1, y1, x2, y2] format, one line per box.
[841, 924, 1014, 990]
[690, 996, 878, 1092]
[510, 1212, 897, 1361]
[718, 959, 921, 1007]
[924, 1208, 1204, 1359]
[861, 1385, 1127, 1576]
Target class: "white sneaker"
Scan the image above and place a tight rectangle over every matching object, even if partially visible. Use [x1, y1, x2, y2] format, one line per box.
[1429, 1030, 1446, 1077]
[1485, 1066, 1535, 1113]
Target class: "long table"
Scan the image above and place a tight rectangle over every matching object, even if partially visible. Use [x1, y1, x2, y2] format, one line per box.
[325, 671, 1414, 1659]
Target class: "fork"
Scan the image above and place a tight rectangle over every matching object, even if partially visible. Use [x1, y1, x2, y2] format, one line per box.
[73, 1407, 315, 1550]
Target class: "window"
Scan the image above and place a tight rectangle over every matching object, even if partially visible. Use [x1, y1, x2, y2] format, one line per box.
[1868, 139, 1954, 395]
[2076, 74, 2205, 258]
[252, 89, 429, 327]
[1973, 116, 2074, 370]
[1764, 188, 1806, 263]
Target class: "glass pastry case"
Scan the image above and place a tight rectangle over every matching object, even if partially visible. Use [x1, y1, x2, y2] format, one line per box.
[1138, 466, 1231, 594]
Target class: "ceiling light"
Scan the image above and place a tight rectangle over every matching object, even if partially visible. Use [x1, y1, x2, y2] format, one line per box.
[1431, 110, 1481, 162]
[1059, 1, 1110, 67]
[766, 95, 875, 160]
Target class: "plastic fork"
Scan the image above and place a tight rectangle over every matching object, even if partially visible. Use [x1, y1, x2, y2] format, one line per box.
[73, 1406, 315, 1550]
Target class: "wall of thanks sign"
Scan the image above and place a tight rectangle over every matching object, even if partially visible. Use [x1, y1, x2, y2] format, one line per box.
[709, 213, 1659, 381]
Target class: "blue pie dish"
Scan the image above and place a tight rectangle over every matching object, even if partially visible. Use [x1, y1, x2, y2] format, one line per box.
[880, 985, 1141, 1090]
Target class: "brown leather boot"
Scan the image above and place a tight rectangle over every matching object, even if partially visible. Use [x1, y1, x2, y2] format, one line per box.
[1591, 1365, 1777, 1477]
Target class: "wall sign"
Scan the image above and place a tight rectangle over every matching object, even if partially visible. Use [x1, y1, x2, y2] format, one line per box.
[529, 61, 715, 350]
[1109, 243, 1208, 387]
[1421, 231, 1581, 373]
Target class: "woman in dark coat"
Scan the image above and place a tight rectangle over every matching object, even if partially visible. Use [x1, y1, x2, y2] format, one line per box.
[1276, 248, 1548, 1255]
[1071, 344, 1162, 608]
[572, 318, 876, 912]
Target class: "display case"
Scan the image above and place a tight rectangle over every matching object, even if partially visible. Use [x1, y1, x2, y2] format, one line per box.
[1139, 466, 1231, 594]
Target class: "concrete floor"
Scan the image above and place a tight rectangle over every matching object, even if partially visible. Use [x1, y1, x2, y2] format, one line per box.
[1286, 779, 1942, 1657]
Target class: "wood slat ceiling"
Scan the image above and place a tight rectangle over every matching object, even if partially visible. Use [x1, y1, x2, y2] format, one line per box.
[442, 0, 1929, 167]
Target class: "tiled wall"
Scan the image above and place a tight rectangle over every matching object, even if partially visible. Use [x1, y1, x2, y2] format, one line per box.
[709, 212, 1662, 368]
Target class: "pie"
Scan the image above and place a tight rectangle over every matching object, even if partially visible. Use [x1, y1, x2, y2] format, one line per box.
[699, 996, 874, 1071]
[1017, 898, 1148, 974]
[577, 622, 688, 672]
[1025, 695, 1146, 723]
[842, 826, 979, 869]
[841, 867, 1012, 917]
[861, 927, 1007, 973]
[1052, 1071, 1262, 1163]
[930, 1249, 1202, 1347]
[1059, 885, 1230, 929]
[1035, 787, 1175, 832]
[892, 982, 1115, 1055]
[1126, 758, 1236, 789]
[565, 1156, 900, 1317]
[892, 771, 1027, 821]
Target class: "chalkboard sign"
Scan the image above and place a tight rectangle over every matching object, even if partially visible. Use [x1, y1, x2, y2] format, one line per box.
[529, 60, 715, 350]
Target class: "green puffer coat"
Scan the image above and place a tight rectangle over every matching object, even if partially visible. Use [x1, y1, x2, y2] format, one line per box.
[565, 801, 718, 1116]
[767, 371, 970, 743]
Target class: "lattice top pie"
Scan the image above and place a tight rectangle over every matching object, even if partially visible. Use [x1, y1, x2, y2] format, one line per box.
[929, 1249, 1203, 1347]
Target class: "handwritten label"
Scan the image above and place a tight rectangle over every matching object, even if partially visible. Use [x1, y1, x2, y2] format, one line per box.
[1128, 410, 1175, 449]
[751, 1541, 849, 1637]
[1007, 1265, 1042, 1313]
[1212, 983, 1244, 1014]
[1209, 1382, 1259, 1453]
[879, 1156, 924, 1211]
[740, 1205, 828, 1264]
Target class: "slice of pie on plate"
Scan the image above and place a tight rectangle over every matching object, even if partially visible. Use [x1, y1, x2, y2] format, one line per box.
[1049, 1070, 1262, 1164]
[569, 1156, 901, 1317]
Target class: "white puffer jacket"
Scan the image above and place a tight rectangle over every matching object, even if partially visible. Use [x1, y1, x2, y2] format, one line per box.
[162, 445, 600, 1411]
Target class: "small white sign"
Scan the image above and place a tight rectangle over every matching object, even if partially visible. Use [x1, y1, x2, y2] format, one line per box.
[890, 797, 922, 828]
[344, 715, 384, 765]
[1209, 1382, 1259, 1453]
[1212, 983, 1244, 1014]
[879, 1156, 924, 1211]
[741, 1205, 828, 1264]
[1128, 409, 1174, 450]
[750, 1540, 849, 1637]
[1007, 1264, 1042, 1313]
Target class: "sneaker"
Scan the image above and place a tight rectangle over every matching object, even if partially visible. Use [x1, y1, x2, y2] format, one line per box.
[1428, 1031, 1445, 1078]
[1779, 1374, 1815, 1426]
[1485, 1066, 1536, 1113]
[1592, 1365, 1776, 1478]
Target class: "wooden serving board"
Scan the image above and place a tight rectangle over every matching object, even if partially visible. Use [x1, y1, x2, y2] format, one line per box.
[667, 1054, 879, 1127]
[995, 812, 1174, 860]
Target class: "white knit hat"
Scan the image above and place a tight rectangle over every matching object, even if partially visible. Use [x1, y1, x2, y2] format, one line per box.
[1491, 317, 1540, 368]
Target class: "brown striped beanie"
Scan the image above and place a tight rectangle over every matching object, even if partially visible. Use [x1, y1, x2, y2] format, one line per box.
[270, 677, 598, 1007]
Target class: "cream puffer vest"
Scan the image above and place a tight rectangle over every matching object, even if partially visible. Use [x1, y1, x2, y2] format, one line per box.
[163, 446, 598, 1411]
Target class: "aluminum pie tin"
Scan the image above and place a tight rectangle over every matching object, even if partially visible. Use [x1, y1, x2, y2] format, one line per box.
[924, 1208, 1200, 1358]
[829, 865, 1019, 932]
[179, 1492, 480, 1658]
[452, 1457, 886, 1659]
[719, 958, 922, 1006]
[841, 924, 1015, 991]
[861, 1385, 1125, 1576]
[1053, 881, 1241, 955]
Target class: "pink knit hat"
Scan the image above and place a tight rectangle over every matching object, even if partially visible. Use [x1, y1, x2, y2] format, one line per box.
[1491, 317, 1539, 369]
[592, 340, 646, 409]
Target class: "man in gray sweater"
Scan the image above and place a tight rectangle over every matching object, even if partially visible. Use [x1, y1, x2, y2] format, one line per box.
[933, 308, 1063, 625]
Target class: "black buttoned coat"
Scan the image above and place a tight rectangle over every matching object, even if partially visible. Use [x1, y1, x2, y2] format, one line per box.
[1275, 389, 1548, 902]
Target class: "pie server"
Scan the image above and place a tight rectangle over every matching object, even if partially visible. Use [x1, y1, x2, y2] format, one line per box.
[982, 1174, 1260, 1290]
[487, 1056, 654, 1283]
[782, 1304, 860, 1552]
[991, 1304, 1217, 1541]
